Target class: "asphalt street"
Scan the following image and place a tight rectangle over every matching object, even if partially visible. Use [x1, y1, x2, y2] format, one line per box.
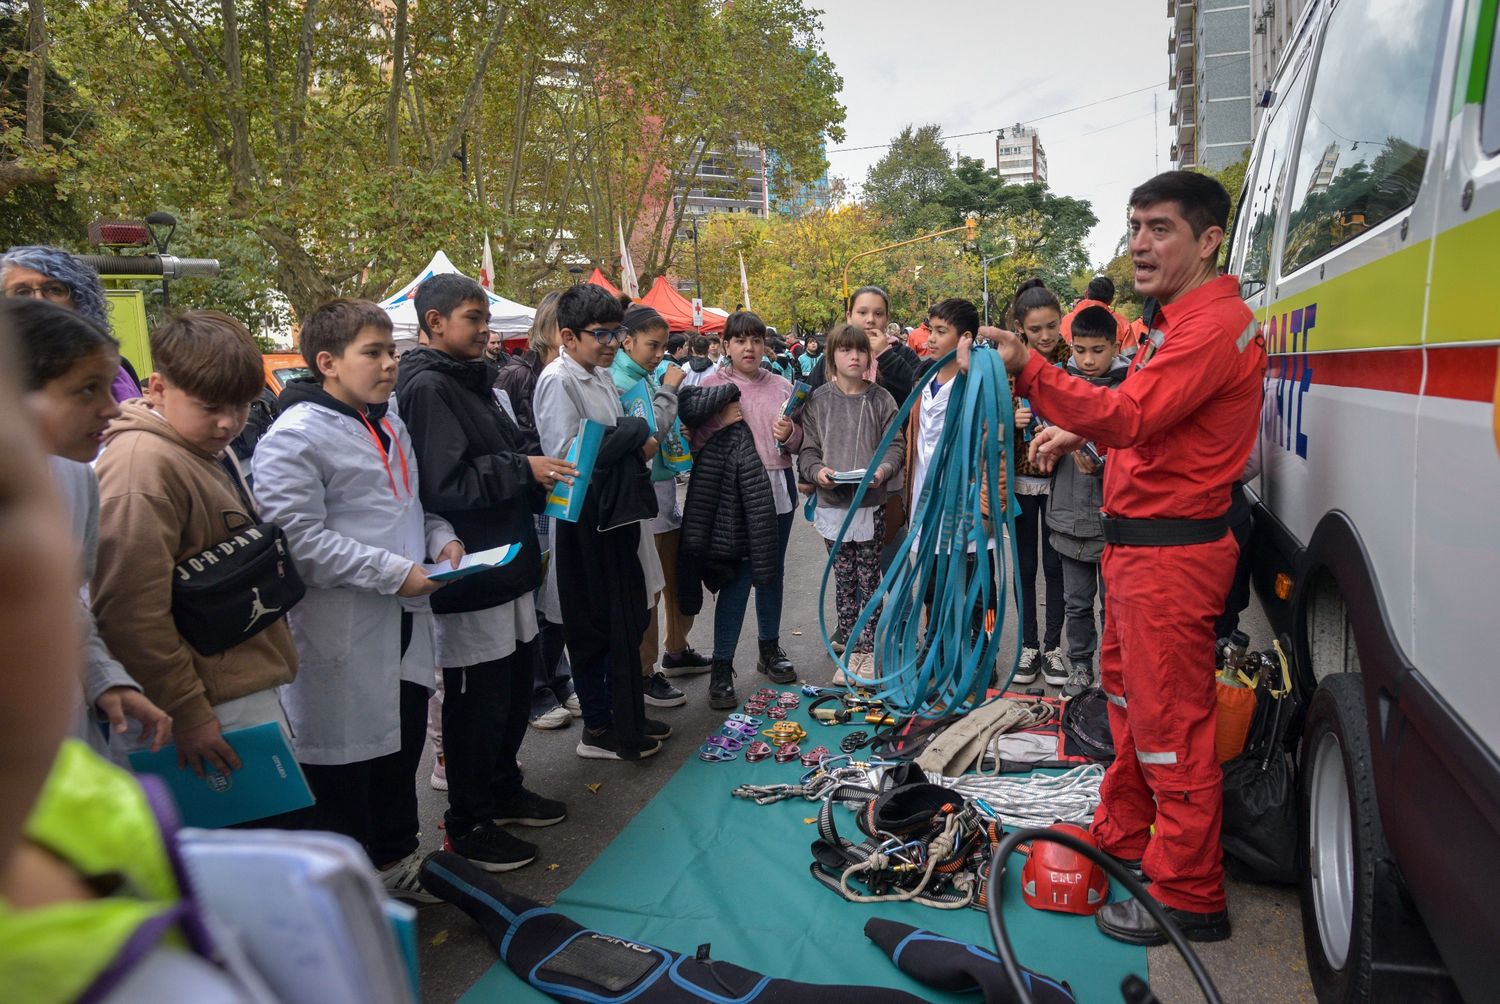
[414, 509, 1313, 1003]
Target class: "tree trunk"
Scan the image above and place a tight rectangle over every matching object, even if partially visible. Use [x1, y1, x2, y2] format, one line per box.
[218, 0, 258, 190]
[384, 0, 407, 168]
[24, 0, 46, 149]
[428, 3, 511, 174]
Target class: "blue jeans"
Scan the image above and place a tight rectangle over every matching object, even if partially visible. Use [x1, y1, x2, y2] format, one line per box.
[713, 496, 794, 662]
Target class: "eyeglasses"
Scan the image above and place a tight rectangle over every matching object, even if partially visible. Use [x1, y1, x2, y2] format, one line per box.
[582, 325, 629, 344]
[5, 281, 71, 301]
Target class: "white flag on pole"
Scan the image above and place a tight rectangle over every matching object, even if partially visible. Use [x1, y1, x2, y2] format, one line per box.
[479, 234, 495, 291]
[738, 252, 752, 312]
[618, 220, 639, 299]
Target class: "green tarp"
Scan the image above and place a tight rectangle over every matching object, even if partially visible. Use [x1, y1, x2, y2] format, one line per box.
[461, 707, 1145, 1003]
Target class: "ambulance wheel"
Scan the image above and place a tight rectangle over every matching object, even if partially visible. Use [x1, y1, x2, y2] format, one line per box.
[1299, 673, 1384, 1003]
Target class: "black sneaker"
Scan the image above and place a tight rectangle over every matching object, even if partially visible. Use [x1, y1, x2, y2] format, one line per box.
[643, 717, 671, 740]
[830, 628, 849, 656]
[576, 727, 662, 761]
[1012, 647, 1041, 685]
[1042, 648, 1069, 687]
[492, 789, 567, 828]
[444, 821, 537, 873]
[660, 647, 712, 677]
[643, 672, 687, 708]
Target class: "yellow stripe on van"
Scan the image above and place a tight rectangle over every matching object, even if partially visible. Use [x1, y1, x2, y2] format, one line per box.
[1267, 240, 1430, 353]
[1431, 208, 1500, 346]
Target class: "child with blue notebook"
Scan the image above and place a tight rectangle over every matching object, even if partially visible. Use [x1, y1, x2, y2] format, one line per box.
[535, 285, 666, 762]
[610, 303, 710, 712]
[253, 299, 463, 901]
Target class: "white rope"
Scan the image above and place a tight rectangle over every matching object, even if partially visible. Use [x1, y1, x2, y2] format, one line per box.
[929, 764, 1105, 830]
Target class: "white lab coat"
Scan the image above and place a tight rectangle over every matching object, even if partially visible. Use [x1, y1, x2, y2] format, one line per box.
[253, 399, 457, 765]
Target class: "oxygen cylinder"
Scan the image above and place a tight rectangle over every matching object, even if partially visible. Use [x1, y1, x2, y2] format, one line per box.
[1215, 631, 1257, 763]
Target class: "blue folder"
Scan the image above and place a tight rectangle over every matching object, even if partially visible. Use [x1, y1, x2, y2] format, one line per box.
[129, 721, 315, 828]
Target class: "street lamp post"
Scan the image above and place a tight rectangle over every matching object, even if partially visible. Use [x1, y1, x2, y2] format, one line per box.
[979, 254, 1004, 326]
[690, 216, 702, 300]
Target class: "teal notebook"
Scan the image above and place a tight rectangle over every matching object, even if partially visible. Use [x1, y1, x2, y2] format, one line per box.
[543, 418, 606, 523]
[619, 378, 657, 435]
[422, 542, 520, 582]
[129, 721, 315, 828]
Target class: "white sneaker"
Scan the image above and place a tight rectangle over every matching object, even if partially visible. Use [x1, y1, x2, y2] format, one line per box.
[1013, 647, 1041, 685]
[380, 852, 440, 904]
[1043, 648, 1069, 687]
[529, 705, 572, 730]
[563, 693, 582, 718]
[429, 753, 448, 791]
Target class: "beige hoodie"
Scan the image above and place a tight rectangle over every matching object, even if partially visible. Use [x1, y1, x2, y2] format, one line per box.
[91, 401, 297, 731]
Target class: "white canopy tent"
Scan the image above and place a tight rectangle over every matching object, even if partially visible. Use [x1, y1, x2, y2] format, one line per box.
[379, 250, 534, 344]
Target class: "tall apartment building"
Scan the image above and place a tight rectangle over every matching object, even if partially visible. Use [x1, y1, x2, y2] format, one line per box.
[1169, 0, 1254, 171]
[994, 125, 1048, 186]
[675, 140, 770, 220]
[1250, 0, 1310, 129]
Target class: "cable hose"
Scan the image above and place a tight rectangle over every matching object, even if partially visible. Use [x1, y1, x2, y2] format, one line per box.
[821, 347, 1022, 718]
[987, 827, 1224, 1004]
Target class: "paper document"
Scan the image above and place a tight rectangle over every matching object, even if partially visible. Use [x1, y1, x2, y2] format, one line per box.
[830, 468, 867, 484]
[422, 543, 520, 582]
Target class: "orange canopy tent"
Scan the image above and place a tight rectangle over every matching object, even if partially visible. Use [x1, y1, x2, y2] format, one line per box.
[637, 276, 726, 333]
[587, 268, 621, 297]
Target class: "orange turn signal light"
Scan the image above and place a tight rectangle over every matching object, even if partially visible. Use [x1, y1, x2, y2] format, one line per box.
[1274, 572, 1294, 601]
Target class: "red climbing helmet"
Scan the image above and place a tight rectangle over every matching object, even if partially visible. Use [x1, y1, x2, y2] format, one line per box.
[1020, 823, 1110, 916]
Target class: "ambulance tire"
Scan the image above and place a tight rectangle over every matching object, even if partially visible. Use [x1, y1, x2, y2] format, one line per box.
[1298, 673, 1383, 1003]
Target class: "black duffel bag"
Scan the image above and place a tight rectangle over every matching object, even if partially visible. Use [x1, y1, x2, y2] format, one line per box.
[1221, 647, 1299, 884]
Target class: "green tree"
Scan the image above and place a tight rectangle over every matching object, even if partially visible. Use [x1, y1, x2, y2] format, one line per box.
[862, 124, 953, 239]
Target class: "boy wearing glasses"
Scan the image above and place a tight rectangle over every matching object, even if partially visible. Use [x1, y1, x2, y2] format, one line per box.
[535, 284, 669, 762]
[396, 274, 574, 873]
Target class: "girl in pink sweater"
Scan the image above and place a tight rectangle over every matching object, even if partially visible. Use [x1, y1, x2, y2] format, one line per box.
[690, 311, 804, 695]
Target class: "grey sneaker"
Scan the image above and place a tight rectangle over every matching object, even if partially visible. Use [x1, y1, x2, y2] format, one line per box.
[1043, 648, 1069, 687]
[380, 852, 441, 903]
[1062, 663, 1094, 699]
[1012, 647, 1041, 685]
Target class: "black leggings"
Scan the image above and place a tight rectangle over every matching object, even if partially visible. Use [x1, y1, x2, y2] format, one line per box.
[1014, 492, 1064, 651]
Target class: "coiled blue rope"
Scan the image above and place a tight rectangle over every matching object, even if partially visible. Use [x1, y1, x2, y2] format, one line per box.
[818, 347, 1023, 718]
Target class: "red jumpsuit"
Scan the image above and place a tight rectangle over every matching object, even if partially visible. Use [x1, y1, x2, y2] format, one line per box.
[1015, 275, 1264, 913]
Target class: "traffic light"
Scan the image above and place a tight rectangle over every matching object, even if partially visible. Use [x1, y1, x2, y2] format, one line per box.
[964, 216, 978, 242]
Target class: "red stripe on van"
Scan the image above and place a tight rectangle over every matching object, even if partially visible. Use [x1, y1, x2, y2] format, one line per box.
[1275, 346, 1498, 402]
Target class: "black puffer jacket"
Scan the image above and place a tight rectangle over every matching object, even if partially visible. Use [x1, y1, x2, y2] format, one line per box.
[395, 347, 546, 613]
[676, 383, 779, 615]
[493, 349, 545, 454]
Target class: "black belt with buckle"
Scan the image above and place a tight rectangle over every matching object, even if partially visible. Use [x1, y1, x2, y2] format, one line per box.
[1100, 515, 1228, 547]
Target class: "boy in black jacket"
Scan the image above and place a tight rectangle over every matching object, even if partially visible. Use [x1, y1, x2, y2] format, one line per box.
[395, 274, 576, 872]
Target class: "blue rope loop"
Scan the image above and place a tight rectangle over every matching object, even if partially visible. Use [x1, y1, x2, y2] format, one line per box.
[819, 347, 1023, 718]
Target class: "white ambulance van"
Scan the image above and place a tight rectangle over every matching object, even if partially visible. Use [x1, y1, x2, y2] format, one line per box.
[1227, 0, 1500, 1000]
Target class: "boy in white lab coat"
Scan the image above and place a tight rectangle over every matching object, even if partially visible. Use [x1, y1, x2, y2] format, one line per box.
[253, 299, 462, 902]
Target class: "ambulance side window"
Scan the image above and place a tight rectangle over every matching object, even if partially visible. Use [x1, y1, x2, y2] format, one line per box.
[1238, 65, 1307, 295]
[1280, 0, 1451, 274]
[1484, 15, 1500, 155]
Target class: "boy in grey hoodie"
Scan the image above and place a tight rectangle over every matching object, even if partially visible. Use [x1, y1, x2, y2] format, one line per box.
[1045, 306, 1130, 698]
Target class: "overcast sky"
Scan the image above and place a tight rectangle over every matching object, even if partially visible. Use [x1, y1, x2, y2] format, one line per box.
[815, 0, 1171, 266]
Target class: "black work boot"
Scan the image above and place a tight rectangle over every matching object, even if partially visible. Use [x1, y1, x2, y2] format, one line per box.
[708, 660, 738, 709]
[756, 639, 796, 684]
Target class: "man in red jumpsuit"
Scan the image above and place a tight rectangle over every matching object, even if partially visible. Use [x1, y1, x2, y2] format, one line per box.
[981, 171, 1265, 944]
